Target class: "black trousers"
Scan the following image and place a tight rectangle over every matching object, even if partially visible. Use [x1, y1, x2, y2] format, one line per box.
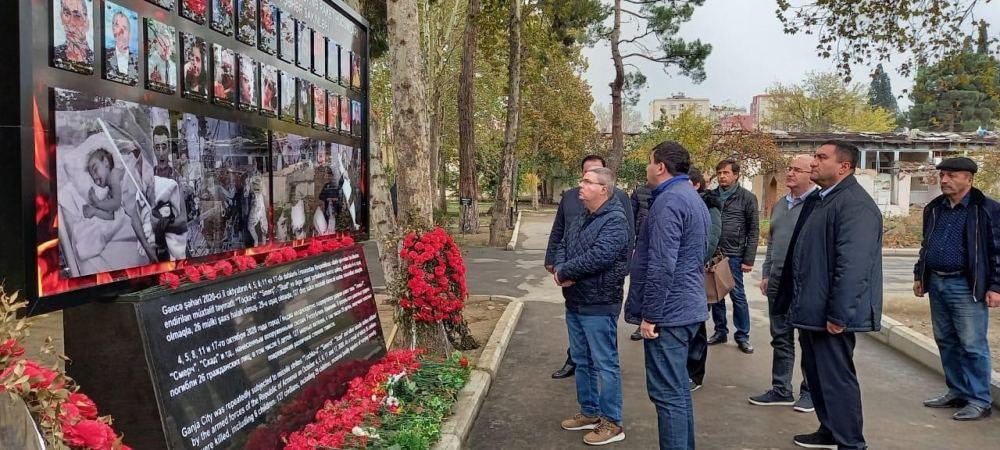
[799, 330, 866, 450]
[687, 321, 708, 384]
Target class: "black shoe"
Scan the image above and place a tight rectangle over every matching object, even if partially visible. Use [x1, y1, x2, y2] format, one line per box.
[748, 389, 795, 406]
[923, 393, 968, 408]
[689, 378, 702, 392]
[953, 404, 992, 421]
[793, 392, 815, 413]
[551, 363, 576, 379]
[793, 431, 837, 449]
[706, 333, 728, 345]
[630, 328, 642, 341]
[738, 341, 754, 354]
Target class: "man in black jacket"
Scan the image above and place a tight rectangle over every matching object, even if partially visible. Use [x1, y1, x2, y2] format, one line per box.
[546, 155, 634, 379]
[708, 159, 760, 354]
[778, 140, 882, 450]
[914, 157, 999, 421]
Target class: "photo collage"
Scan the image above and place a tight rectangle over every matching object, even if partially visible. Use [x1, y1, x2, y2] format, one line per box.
[45, 0, 367, 287]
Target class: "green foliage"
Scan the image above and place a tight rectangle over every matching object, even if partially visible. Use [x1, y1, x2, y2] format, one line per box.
[765, 72, 897, 132]
[868, 64, 898, 114]
[909, 47, 1000, 131]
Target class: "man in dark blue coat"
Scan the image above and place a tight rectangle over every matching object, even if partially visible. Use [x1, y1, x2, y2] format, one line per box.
[625, 141, 709, 450]
[554, 167, 630, 446]
[776, 140, 882, 450]
[546, 155, 634, 379]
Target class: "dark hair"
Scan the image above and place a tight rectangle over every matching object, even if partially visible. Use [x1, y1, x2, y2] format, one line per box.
[651, 141, 690, 176]
[580, 154, 606, 169]
[87, 147, 115, 170]
[820, 139, 860, 169]
[152, 125, 170, 138]
[688, 167, 706, 192]
[715, 158, 740, 175]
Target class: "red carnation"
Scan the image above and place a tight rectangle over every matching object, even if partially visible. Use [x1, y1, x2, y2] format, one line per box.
[67, 392, 99, 420]
[199, 264, 218, 281]
[62, 419, 117, 450]
[159, 272, 181, 289]
[265, 251, 285, 266]
[459, 356, 469, 367]
[183, 265, 201, 283]
[282, 247, 298, 261]
[215, 261, 234, 277]
[0, 338, 25, 359]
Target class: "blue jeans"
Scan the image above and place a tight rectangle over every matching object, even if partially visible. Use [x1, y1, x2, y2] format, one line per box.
[644, 323, 699, 450]
[710, 257, 750, 342]
[566, 310, 623, 424]
[927, 274, 993, 408]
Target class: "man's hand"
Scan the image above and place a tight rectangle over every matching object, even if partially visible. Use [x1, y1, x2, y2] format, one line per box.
[741, 263, 753, 273]
[987, 291, 1000, 308]
[759, 278, 769, 296]
[640, 320, 658, 339]
[913, 281, 925, 297]
[553, 272, 574, 287]
[826, 321, 845, 334]
[545, 264, 555, 274]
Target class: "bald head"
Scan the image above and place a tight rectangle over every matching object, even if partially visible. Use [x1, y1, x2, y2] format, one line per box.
[785, 154, 815, 196]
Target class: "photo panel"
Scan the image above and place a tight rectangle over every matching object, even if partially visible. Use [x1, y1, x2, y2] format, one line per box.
[145, 18, 178, 95]
[146, 0, 174, 10]
[278, 10, 294, 63]
[238, 53, 259, 112]
[177, 114, 270, 254]
[212, 44, 237, 107]
[351, 100, 362, 136]
[180, 0, 207, 24]
[211, 0, 235, 36]
[339, 48, 350, 87]
[260, 63, 278, 116]
[102, 1, 139, 86]
[181, 33, 209, 101]
[325, 41, 338, 82]
[53, 0, 96, 75]
[296, 78, 311, 125]
[279, 70, 295, 122]
[258, 0, 277, 55]
[296, 22, 310, 70]
[312, 85, 325, 129]
[325, 90, 337, 132]
[312, 31, 326, 77]
[338, 95, 349, 133]
[271, 133, 339, 240]
[236, 0, 258, 46]
[351, 52, 362, 90]
[331, 143, 361, 232]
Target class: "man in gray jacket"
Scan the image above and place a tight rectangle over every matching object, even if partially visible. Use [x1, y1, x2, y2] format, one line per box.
[776, 140, 882, 450]
[749, 155, 816, 412]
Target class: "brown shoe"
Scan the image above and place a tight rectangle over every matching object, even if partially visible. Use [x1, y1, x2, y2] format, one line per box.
[583, 418, 625, 445]
[560, 413, 600, 431]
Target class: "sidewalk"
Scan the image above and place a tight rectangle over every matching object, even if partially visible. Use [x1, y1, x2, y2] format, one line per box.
[465, 212, 1000, 449]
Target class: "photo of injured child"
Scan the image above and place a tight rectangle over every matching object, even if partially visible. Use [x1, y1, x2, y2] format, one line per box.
[54, 88, 190, 277]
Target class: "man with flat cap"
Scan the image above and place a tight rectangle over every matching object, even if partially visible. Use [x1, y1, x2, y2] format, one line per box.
[915, 156, 1000, 421]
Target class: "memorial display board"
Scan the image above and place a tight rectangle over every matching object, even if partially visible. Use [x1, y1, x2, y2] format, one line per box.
[2, 0, 370, 312]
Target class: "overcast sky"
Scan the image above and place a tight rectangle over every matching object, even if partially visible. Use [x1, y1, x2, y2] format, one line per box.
[582, 0, 1000, 124]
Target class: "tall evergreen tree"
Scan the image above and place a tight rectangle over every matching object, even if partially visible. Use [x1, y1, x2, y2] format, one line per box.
[909, 42, 1000, 132]
[868, 64, 898, 113]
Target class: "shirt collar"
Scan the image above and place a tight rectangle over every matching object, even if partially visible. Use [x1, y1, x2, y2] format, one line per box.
[819, 179, 843, 199]
[786, 185, 818, 204]
[942, 192, 972, 209]
[651, 174, 690, 199]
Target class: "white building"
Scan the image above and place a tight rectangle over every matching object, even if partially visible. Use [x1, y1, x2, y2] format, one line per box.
[649, 93, 710, 123]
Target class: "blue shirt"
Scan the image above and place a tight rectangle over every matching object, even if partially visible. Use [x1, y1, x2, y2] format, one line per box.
[786, 186, 818, 210]
[926, 193, 970, 272]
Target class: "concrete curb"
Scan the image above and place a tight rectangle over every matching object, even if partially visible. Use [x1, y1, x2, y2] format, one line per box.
[875, 313, 1000, 408]
[505, 211, 523, 251]
[433, 296, 524, 450]
[755, 246, 920, 257]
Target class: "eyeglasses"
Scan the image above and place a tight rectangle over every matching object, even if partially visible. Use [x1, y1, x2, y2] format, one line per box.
[786, 166, 812, 174]
[579, 178, 606, 187]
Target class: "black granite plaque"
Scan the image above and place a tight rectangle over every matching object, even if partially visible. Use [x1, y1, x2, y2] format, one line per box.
[65, 245, 386, 450]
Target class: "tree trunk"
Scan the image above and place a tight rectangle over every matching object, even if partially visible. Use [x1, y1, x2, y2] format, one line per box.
[388, 0, 434, 228]
[458, 0, 481, 234]
[607, 0, 625, 182]
[429, 87, 443, 211]
[489, 0, 521, 247]
[439, 157, 448, 213]
[368, 115, 400, 287]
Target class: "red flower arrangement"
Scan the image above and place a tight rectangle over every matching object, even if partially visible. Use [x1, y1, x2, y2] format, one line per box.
[183, 0, 207, 17]
[397, 227, 468, 323]
[283, 349, 423, 450]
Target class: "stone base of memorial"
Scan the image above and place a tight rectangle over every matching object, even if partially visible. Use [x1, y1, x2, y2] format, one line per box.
[63, 245, 387, 450]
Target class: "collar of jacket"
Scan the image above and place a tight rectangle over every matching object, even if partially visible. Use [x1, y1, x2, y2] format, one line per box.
[815, 174, 858, 201]
[927, 187, 987, 210]
[586, 195, 622, 219]
[651, 174, 690, 201]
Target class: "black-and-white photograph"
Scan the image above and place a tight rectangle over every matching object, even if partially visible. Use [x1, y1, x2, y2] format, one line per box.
[312, 31, 326, 77]
[103, 1, 139, 86]
[296, 22, 311, 70]
[212, 44, 237, 107]
[238, 54, 258, 112]
[312, 85, 325, 129]
[260, 63, 278, 116]
[145, 18, 177, 95]
[351, 99, 362, 136]
[271, 133, 341, 240]
[339, 47, 351, 87]
[146, 0, 174, 10]
[236, 0, 257, 46]
[279, 70, 296, 122]
[332, 143, 362, 231]
[53, 0, 95, 75]
[297, 78, 311, 125]
[258, 0, 277, 55]
[180, 0, 207, 25]
[278, 11, 294, 63]
[211, 0, 234, 36]
[181, 32, 208, 101]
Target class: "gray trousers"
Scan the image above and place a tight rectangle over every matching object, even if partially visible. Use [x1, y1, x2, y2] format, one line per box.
[769, 295, 809, 398]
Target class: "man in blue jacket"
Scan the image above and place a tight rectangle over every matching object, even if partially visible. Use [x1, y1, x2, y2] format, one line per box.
[625, 141, 709, 450]
[776, 140, 882, 450]
[546, 155, 634, 379]
[914, 157, 1000, 421]
[554, 167, 630, 446]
